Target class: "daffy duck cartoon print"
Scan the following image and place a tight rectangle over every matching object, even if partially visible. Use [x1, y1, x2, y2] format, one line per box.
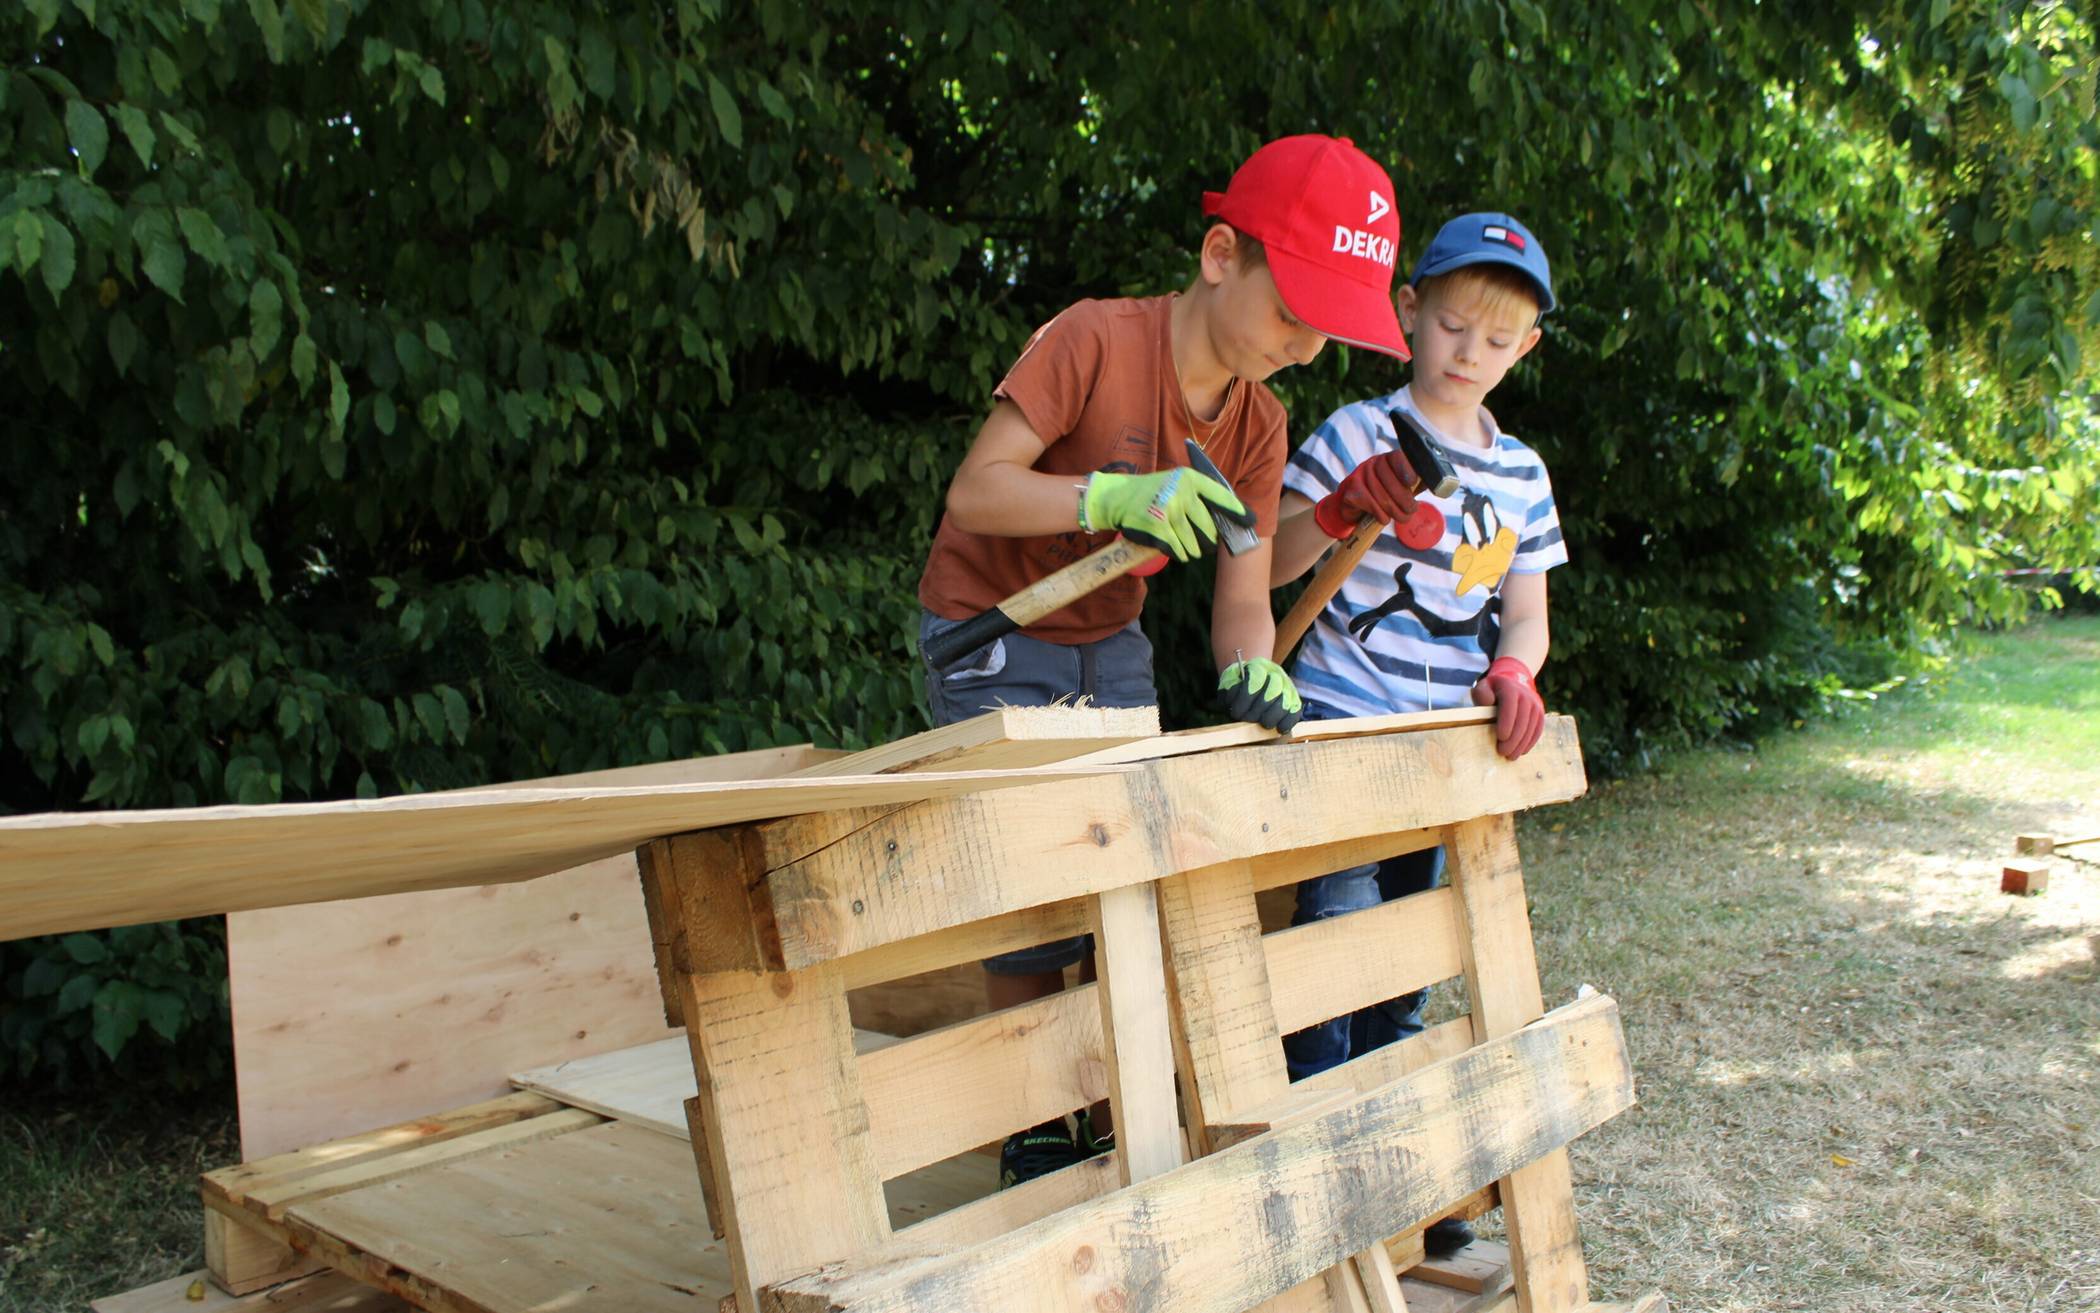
[1348, 489, 1521, 650]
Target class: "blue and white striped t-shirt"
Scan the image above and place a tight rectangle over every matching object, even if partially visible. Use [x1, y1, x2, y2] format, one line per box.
[1282, 385, 1568, 718]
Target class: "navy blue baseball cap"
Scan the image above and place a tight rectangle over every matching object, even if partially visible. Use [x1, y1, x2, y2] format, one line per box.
[1408, 212, 1554, 314]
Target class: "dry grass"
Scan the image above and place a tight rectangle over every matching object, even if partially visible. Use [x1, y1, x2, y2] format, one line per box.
[1514, 616, 2100, 1312]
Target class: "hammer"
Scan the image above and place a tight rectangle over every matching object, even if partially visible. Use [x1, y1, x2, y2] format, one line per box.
[923, 440, 1257, 673]
[1274, 410, 1460, 662]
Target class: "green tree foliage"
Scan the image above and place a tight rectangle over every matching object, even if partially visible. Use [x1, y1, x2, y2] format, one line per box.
[2, 1, 2095, 1081]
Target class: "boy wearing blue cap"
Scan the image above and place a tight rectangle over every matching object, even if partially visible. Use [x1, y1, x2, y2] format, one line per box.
[1265, 212, 1566, 1255]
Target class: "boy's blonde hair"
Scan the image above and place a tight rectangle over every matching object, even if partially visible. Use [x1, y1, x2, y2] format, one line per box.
[1414, 263, 1541, 331]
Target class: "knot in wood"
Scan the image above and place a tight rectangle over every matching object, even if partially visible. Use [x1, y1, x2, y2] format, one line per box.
[851, 899, 865, 915]
[1071, 1244, 1094, 1274]
[1088, 823, 1110, 847]
[1094, 1291, 1127, 1312]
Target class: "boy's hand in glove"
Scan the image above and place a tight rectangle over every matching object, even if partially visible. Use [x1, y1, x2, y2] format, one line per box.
[1470, 656, 1544, 758]
[1219, 657, 1304, 733]
[1083, 467, 1252, 563]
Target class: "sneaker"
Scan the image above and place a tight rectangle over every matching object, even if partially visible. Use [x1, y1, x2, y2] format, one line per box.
[998, 1118, 1087, 1189]
[1423, 1215, 1475, 1257]
[1075, 1108, 1115, 1158]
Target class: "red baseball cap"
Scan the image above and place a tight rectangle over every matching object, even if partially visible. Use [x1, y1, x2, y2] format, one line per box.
[1203, 134, 1409, 361]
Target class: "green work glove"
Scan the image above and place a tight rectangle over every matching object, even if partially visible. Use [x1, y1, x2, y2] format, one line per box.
[1218, 657, 1304, 733]
[1082, 467, 1253, 563]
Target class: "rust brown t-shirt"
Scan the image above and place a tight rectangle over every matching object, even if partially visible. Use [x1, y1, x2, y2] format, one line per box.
[918, 295, 1287, 645]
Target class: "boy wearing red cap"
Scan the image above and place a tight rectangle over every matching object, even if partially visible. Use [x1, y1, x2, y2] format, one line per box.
[1266, 211, 1564, 1253]
[917, 134, 1410, 1186]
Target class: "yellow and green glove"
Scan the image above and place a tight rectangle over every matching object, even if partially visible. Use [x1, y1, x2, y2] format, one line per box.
[1082, 467, 1253, 563]
[1218, 657, 1304, 733]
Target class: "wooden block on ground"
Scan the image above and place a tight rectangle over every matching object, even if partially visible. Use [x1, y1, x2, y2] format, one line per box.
[2015, 834, 2054, 856]
[204, 1203, 324, 1295]
[1398, 1282, 1516, 1313]
[93, 1268, 409, 1312]
[2002, 860, 2050, 895]
[1407, 1239, 1512, 1295]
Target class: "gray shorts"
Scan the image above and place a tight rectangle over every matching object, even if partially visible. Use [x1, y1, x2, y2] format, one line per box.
[920, 608, 1156, 975]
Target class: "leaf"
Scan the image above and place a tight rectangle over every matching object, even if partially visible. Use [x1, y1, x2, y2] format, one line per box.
[472, 582, 509, 636]
[66, 99, 110, 177]
[141, 989, 187, 1041]
[110, 103, 155, 167]
[141, 232, 186, 301]
[57, 973, 99, 1016]
[290, 332, 317, 388]
[439, 684, 470, 742]
[248, 278, 284, 360]
[707, 74, 744, 150]
[289, 0, 327, 38]
[328, 360, 349, 428]
[148, 47, 183, 95]
[38, 215, 77, 298]
[176, 207, 232, 270]
[63, 932, 109, 964]
[411, 691, 444, 741]
[13, 211, 43, 271]
[424, 320, 453, 359]
[373, 391, 397, 434]
[91, 981, 143, 1060]
[248, 0, 287, 62]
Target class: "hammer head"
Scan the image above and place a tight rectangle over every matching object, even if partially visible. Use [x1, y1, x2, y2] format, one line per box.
[1391, 411, 1461, 499]
[1184, 439, 1261, 556]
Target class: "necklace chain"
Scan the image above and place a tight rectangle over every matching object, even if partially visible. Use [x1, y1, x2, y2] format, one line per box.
[1167, 303, 1225, 450]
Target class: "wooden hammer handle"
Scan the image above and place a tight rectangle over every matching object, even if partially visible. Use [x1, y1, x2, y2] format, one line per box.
[923, 537, 1161, 671]
[1274, 517, 1381, 664]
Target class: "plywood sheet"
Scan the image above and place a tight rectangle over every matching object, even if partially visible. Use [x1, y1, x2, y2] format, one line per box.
[230, 857, 676, 1159]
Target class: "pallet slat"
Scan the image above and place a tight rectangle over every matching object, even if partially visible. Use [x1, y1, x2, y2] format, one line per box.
[765, 995, 1633, 1313]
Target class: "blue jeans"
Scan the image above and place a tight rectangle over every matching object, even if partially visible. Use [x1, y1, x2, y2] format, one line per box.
[919, 609, 1156, 975]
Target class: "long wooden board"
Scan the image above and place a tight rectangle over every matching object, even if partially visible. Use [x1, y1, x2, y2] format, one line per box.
[759, 716, 1586, 968]
[766, 994, 1633, 1313]
[790, 705, 1161, 777]
[0, 759, 1125, 939]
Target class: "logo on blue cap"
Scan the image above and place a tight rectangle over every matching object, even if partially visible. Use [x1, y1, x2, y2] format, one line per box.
[1409, 212, 1555, 314]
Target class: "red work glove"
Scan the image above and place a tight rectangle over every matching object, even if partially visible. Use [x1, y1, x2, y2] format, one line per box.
[1471, 656, 1544, 759]
[1313, 451, 1419, 539]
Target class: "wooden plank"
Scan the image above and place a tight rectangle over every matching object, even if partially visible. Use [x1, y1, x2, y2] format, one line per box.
[447, 742, 845, 791]
[1445, 815, 1587, 1313]
[228, 857, 675, 1160]
[1354, 1242, 1412, 1313]
[837, 898, 1089, 991]
[861, 990, 1106, 1181]
[760, 717, 1587, 969]
[241, 1108, 603, 1222]
[791, 705, 1161, 777]
[93, 1268, 409, 1312]
[286, 1121, 733, 1313]
[1065, 707, 1497, 766]
[890, 1154, 1119, 1254]
[206, 1090, 564, 1209]
[1411, 1240, 1513, 1295]
[1243, 828, 1440, 895]
[508, 1029, 896, 1138]
[1090, 881, 1185, 1184]
[1264, 886, 1466, 1037]
[764, 995, 1634, 1313]
[1296, 1018, 1477, 1100]
[203, 1202, 324, 1294]
[1, 759, 1125, 939]
[512, 1009, 1101, 1185]
[681, 964, 891, 1310]
[1157, 859, 1289, 1154]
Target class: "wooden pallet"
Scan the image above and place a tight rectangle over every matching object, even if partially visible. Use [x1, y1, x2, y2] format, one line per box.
[631, 713, 1660, 1313]
[87, 707, 1656, 1313]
